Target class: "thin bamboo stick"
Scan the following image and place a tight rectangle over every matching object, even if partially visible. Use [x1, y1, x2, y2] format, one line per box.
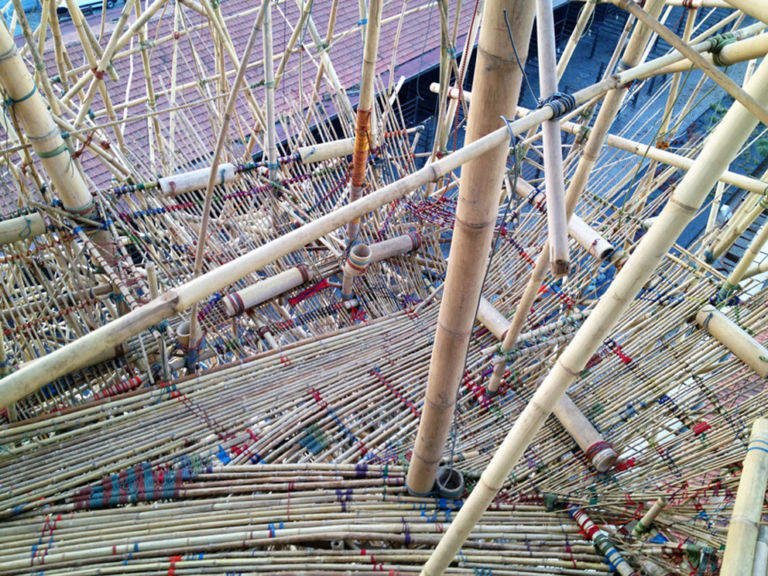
[419, 43, 768, 576]
[346, 0, 383, 245]
[720, 418, 768, 576]
[406, 0, 536, 496]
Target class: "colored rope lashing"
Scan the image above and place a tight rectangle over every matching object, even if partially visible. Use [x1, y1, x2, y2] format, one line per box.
[708, 33, 737, 67]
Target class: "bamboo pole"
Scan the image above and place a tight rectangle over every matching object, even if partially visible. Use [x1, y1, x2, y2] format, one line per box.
[569, 506, 634, 576]
[0, 213, 46, 245]
[222, 266, 313, 316]
[264, 0, 278, 182]
[652, 33, 768, 76]
[695, 305, 768, 378]
[719, 219, 768, 298]
[632, 497, 667, 537]
[536, 0, 570, 277]
[485, 0, 666, 395]
[0, 22, 92, 214]
[614, 0, 768, 127]
[744, 259, 768, 281]
[477, 296, 617, 472]
[754, 525, 768, 576]
[341, 244, 371, 299]
[406, 0, 536, 497]
[720, 418, 768, 576]
[346, 0, 383, 245]
[722, 0, 768, 24]
[0, 49, 699, 411]
[419, 43, 768, 576]
[556, 0, 596, 80]
[186, 1, 268, 353]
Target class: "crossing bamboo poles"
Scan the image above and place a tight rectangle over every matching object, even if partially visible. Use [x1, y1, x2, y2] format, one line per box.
[485, 0, 665, 395]
[186, 0, 268, 355]
[405, 0, 536, 497]
[346, 0, 383, 246]
[536, 0, 570, 277]
[419, 47, 768, 576]
[720, 418, 768, 576]
[0, 49, 722, 413]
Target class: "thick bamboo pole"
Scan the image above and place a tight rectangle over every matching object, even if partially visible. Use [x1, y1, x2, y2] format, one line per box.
[536, 0, 570, 277]
[346, 0, 383, 245]
[0, 22, 92, 214]
[720, 418, 768, 576]
[0, 51, 690, 411]
[0, 213, 46, 245]
[222, 266, 313, 316]
[264, 0, 277, 182]
[477, 296, 617, 471]
[419, 46, 768, 576]
[695, 305, 768, 378]
[722, 0, 768, 24]
[406, 0, 536, 496]
[754, 525, 768, 576]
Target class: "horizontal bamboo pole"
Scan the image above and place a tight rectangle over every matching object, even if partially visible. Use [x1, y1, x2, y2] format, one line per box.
[420, 43, 768, 576]
[160, 163, 237, 196]
[222, 265, 313, 317]
[720, 418, 768, 576]
[695, 305, 768, 378]
[369, 233, 422, 263]
[0, 213, 46, 245]
[0, 46, 687, 409]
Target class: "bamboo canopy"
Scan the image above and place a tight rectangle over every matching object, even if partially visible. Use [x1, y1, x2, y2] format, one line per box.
[0, 0, 767, 575]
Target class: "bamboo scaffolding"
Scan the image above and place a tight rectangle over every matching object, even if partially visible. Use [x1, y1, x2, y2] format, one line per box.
[420, 43, 768, 576]
[406, 0, 536, 496]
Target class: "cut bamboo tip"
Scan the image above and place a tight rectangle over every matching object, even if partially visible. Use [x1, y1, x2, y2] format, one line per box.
[695, 304, 768, 378]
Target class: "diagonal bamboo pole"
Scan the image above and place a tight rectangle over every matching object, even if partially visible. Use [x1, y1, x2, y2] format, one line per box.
[722, 0, 768, 24]
[615, 0, 768, 127]
[486, 0, 666, 394]
[346, 0, 383, 245]
[0, 21, 92, 214]
[536, 0, 569, 277]
[405, 0, 536, 496]
[186, 0, 269, 353]
[0, 52, 701, 411]
[419, 48, 768, 576]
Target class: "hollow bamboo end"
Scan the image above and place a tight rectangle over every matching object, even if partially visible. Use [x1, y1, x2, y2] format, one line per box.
[588, 442, 618, 473]
[551, 259, 570, 278]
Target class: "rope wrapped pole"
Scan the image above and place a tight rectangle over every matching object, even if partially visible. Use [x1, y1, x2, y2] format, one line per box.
[347, 0, 383, 245]
[405, 0, 536, 496]
[419, 44, 768, 576]
[720, 418, 768, 576]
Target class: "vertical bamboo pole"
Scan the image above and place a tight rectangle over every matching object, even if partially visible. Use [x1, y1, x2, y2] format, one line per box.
[186, 1, 268, 353]
[555, 0, 595, 80]
[721, 418, 768, 576]
[346, 0, 383, 245]
[485, 0, 665, 393]
[264, 0, 277, 182]
[420, 47, 768, 576]
[753, 525, 768, 576]
[406, 0, 536, 496]
[632, 497, 667, 537]
[536, 0, 569, 276]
